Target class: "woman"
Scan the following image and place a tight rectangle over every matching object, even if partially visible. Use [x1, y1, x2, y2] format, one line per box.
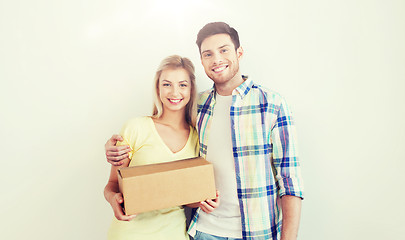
[104, 55, 218, 240]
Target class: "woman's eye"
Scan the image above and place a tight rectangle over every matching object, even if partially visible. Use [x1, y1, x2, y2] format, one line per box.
[162, 83, 170, 87]
[180, 84, 188, 87]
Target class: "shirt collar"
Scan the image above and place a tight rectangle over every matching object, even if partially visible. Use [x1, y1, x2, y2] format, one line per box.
[209, 75, 253, 99]
[232, 75, 253, 98]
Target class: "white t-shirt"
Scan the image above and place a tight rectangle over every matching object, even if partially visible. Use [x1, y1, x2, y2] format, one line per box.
[196, 93, 242, 238]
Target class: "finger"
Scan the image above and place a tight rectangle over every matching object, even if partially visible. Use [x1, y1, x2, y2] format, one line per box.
[112, 197, 125, 219]
[118, 214, 137, 221]
[108, 160, 125, 166]
[204, 190, 220, 205]
[213, 190, 220, 204]
[200, 205, 213, 213]
[105, 135, 125, 150]
[113, 195, 135, 221]
[106, 152, 129, 160]
[200, 201, 214, 213]
[105, 136, 119, 147]
[105, 145, 130, 154]
[205, 199, 219, 208]
[126, 214, 137, 221]
[199, 202, 209, 213]
[106, 147, 131, 157]
[115, 210, 135, 221]
[111, 134, 124, 142]
[107, 155, 129, 163]
[111, 160, 125, 166]
[115, 193, 124, 203]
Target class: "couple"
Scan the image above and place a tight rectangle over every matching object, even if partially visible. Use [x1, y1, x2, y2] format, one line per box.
[104, 22, 304, 240]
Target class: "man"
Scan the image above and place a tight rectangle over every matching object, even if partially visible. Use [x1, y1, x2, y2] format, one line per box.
[105, 22, 304, 240]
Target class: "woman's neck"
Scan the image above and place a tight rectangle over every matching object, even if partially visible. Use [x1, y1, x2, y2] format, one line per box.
[156, 110, 188, 130]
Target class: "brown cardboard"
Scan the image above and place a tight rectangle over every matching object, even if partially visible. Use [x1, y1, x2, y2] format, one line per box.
[118, 157, 216, 215]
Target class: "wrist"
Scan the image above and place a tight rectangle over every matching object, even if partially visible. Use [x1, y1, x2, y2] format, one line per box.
[104, 189, 117, 203]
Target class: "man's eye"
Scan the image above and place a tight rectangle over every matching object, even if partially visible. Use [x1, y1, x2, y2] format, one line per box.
[221, 49, 228, 53]
[203, 53, 211, 58]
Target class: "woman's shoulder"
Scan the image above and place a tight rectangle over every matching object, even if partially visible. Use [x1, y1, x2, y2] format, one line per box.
[122, 116, 151, 128]
[189, 125, 199, 144]
[120, 116, 153, 138]
[189, 125, 198, 137]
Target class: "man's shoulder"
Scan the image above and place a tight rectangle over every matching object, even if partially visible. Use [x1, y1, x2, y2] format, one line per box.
[249, 82, 285, 104]
[197, 88, 214, 105]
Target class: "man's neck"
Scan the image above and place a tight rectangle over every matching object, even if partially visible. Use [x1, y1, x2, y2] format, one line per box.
[215, 74, 244, 96]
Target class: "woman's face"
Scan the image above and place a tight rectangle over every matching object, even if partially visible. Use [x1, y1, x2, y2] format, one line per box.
[158, 68, 191, 113]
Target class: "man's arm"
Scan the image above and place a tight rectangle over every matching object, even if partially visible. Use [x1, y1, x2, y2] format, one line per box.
[105, 134, 131, 166]
[271, 97, 304, 239]
[280, 195, 302, 240]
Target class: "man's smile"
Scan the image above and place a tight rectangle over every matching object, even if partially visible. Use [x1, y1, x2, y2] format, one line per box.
[212, 65, 228, 73]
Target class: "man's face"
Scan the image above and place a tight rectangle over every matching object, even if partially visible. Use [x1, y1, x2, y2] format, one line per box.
[200, 34, 243, 86]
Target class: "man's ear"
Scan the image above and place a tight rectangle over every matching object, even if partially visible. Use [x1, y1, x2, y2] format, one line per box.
[237, 46, 244, 60]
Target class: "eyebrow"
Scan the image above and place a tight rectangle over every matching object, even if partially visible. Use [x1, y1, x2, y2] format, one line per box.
[201, 44, 231, 55]
[161, 80, 189, 83]
[219, 44, 231, 49]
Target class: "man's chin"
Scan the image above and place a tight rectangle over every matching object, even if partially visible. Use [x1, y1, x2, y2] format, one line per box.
[214, 76, 237, 86]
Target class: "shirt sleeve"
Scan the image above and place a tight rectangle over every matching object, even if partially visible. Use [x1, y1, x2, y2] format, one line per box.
[271, 97, 304, 199]
[116, 117, 144, 160]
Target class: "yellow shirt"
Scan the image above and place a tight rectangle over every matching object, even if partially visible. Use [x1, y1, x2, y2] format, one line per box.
[107, 116, 199, 240]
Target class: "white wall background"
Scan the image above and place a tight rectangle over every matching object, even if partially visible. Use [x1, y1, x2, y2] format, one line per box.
[1, 0, 404, 239]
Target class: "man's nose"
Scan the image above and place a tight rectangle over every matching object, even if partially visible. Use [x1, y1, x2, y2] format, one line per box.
[212, 53, 223, 64]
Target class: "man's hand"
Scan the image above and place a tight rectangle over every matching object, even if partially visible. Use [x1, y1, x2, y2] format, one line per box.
[107, 192, 136, 221]
[105, 134, 131, 166]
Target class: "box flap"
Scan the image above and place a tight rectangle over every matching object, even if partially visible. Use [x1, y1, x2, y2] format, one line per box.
[119, 157, 209, 178]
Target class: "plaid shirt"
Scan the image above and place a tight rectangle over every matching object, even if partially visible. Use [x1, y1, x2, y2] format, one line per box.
[188, 77, 304, 240]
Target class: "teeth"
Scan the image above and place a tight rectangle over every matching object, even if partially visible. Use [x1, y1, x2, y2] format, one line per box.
[169, 99, 182, 103]
[213, 66, 227, 73]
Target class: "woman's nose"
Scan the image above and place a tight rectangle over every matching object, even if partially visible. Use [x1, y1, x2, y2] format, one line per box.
[171, 86, 180, 96]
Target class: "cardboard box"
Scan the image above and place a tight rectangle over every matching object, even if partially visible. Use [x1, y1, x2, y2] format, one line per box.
[118, 157, 216, 215]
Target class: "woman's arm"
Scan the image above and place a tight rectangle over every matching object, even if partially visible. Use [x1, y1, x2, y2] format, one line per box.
[104, 157, 136, 221]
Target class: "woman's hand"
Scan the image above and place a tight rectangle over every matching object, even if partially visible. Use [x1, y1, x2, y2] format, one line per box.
[200, 190, 220, 213]
[186, 190, 220, 213]
[107, 192, 137, 221]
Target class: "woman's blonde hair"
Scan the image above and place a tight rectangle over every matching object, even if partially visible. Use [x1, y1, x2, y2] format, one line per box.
[152, 55, 197, 126]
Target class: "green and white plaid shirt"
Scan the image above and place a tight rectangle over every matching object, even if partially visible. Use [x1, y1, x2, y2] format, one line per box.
[188, 77, 304, 240]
